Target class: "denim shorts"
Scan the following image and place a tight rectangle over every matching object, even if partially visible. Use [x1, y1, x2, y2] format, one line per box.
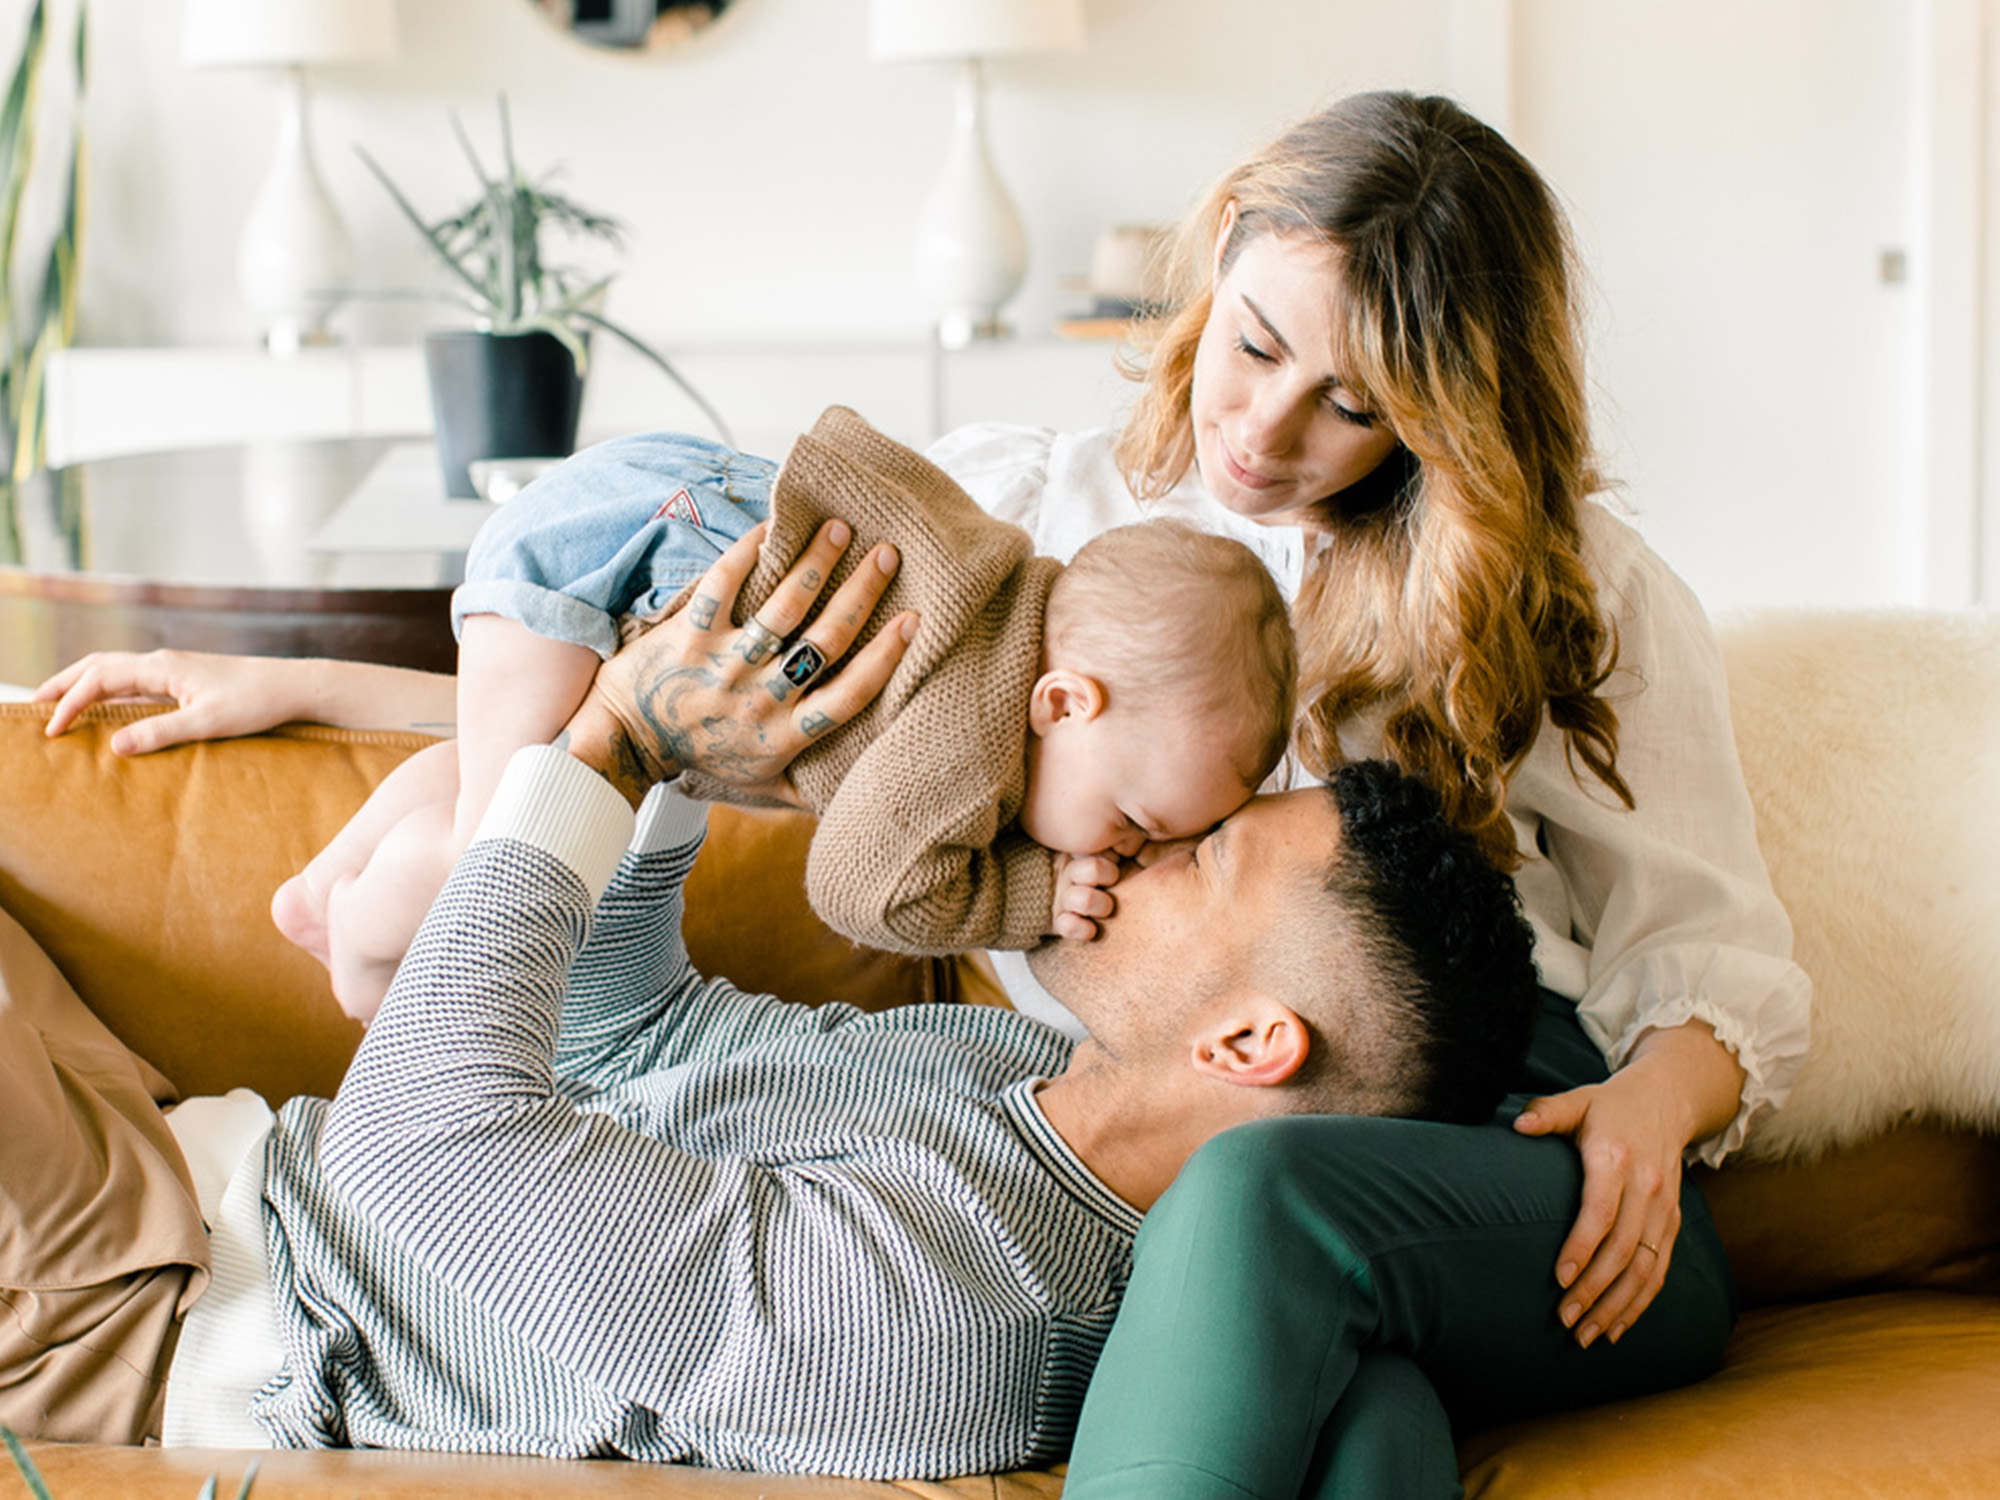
[453, 431, 777, 659]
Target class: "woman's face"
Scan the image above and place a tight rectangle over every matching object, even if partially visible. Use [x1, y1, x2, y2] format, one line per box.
[1190, 226, 1403, 529]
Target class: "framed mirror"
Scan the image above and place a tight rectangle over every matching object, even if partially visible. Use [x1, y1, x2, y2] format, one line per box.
[531, 0, 736, 53]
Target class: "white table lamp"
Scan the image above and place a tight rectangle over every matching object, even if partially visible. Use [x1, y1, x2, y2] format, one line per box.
[183, 0, 398, 355]
[869, 0, 1086, 349]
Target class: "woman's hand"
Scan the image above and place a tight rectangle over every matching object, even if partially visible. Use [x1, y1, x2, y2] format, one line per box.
[1513, 1020, 1746, 1347]
[35, 649, 324, 754]
[562, 519, 917, 809]
[33, 649, 457, 754]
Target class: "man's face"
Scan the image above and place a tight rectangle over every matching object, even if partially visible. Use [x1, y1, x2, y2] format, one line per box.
[1029, 789, 1342, 1046]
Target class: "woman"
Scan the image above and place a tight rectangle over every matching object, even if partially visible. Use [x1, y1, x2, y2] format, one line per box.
[933, 91, 1808, 1498]
[39, 91, 1808, 1498]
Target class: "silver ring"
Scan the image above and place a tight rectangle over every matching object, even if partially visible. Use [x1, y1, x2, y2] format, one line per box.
[778, 640, 828, 691]
[739, 616, 786, 665]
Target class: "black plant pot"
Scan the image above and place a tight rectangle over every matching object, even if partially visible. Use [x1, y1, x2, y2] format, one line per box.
[424, 328, 587, 499]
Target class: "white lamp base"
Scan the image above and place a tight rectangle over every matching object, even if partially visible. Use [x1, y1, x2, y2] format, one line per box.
[238, 66, 352, 356]
[913, 58, 1026, 351]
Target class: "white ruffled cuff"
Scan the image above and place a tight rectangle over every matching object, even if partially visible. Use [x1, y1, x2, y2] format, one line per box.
[1584, 948, 1813, 1167]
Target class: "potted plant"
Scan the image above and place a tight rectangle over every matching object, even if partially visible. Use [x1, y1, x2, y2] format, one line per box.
[359, 97, 730, 498]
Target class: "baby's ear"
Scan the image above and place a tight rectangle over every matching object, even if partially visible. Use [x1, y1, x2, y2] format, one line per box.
[1027, 669, 1108, 734]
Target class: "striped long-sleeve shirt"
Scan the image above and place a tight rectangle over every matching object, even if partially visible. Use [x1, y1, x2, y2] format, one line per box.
[251, 747, 1139, 1477]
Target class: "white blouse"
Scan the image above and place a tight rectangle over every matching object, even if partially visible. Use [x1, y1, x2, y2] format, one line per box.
[930, 422, 1811, 1165]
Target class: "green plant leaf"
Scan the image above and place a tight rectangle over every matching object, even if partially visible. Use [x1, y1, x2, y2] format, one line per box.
[0, 0, 83, 484]
[354, 143, 495, 310]
[0, 0, 48, 330]
[571, 307, 735, 446]
[1, 1426, 56, 1500]
[358, 95, 731, 440]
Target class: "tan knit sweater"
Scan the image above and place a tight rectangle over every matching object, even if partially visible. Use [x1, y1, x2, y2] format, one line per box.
[677, 406, 1063, 956]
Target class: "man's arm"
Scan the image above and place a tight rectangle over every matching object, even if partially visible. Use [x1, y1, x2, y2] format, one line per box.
[312, 516, 916, 1402]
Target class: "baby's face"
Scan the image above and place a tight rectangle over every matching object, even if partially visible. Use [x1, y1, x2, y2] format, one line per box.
[1019, 706, 1258, 858]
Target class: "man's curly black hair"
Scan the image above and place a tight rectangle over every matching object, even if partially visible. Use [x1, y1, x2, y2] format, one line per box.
[1318, 759, 1542, 1125]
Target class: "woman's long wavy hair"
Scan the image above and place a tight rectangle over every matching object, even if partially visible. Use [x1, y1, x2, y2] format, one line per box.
[1117, 90, 1632, 868]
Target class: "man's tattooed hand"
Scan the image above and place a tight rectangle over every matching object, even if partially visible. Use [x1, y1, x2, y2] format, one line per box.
[556, 518, 915, 811]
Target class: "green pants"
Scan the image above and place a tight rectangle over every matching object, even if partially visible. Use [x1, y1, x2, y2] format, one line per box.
[1063, 993, 1738, 1500]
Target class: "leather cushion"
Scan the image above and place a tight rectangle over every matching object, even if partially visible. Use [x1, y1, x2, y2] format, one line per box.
[13, 1443, 1066, 1498]
[1458, 1291, 2000, 1498]
[1696, 1124, 2000, 1305]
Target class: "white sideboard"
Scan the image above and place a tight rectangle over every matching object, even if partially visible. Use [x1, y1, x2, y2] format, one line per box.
[44, 338, 1137, 470]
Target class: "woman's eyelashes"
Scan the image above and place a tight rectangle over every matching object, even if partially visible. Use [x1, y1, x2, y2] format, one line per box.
[1234, 333, 1275, 364]
[1235, 333, 1377, 428]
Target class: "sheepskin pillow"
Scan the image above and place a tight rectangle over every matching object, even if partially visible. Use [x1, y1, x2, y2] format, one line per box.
[1720, 609, 2000, 1160]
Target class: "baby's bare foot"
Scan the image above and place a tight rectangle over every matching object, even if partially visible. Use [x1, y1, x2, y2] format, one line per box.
[270, 874, 332, 969]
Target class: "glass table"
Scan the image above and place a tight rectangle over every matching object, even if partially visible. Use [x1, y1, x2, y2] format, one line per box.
[0, 440, 485, 685]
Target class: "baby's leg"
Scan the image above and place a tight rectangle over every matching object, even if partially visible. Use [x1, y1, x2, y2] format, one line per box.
[271, 738, 460, 965]
[449, 614, 604, 839]
[308, 617, 601, 1022]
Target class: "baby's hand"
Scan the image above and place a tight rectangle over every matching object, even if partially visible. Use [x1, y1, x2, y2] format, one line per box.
[1050, 853, 1122, 941]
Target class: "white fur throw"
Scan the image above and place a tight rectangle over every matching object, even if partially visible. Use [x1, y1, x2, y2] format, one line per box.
[1720, 608, 2000, 1160]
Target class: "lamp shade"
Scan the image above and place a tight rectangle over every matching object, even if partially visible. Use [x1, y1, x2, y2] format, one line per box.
[868, 0, 1085, 62]
[183, 0, 399, 69]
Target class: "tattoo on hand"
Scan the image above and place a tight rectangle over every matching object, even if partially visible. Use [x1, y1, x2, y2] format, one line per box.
[799, 710, 836, 738]
[688, 592, 719, 630]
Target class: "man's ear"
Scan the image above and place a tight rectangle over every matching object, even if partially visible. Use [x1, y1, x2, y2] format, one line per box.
[1188, 996, 1309, 1089]
[1027, 669, 1108, 737]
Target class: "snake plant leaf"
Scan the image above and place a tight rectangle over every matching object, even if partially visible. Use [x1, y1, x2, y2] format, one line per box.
[1, 1427, 56, 1500]
[12, 49, 81, 481]
[0, 0, 45, 315]
[0, 0, 82, 483]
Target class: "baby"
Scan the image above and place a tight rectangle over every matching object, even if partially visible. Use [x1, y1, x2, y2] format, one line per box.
[276, 405, 1296, 1020]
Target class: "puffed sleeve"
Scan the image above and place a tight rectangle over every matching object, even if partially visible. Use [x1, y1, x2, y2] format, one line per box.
[926, 422, 1060, 530]
[1508, 506, 1813, 1164]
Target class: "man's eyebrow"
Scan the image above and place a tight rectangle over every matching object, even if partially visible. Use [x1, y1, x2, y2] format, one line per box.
[1240, 296, 1294, 360]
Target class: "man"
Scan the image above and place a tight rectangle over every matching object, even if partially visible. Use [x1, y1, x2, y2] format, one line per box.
[3, 523, 1540, 1476]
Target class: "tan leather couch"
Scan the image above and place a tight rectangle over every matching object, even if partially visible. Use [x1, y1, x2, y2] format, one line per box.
[4, 608, 1999, 1497]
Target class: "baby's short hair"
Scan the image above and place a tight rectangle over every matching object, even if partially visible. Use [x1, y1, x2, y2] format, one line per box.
[1045, 519, 1297, 784]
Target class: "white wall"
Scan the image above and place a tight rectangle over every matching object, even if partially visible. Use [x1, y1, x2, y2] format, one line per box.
[1515, 0, 1918, 610]
[11, 0, 1982, 612]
